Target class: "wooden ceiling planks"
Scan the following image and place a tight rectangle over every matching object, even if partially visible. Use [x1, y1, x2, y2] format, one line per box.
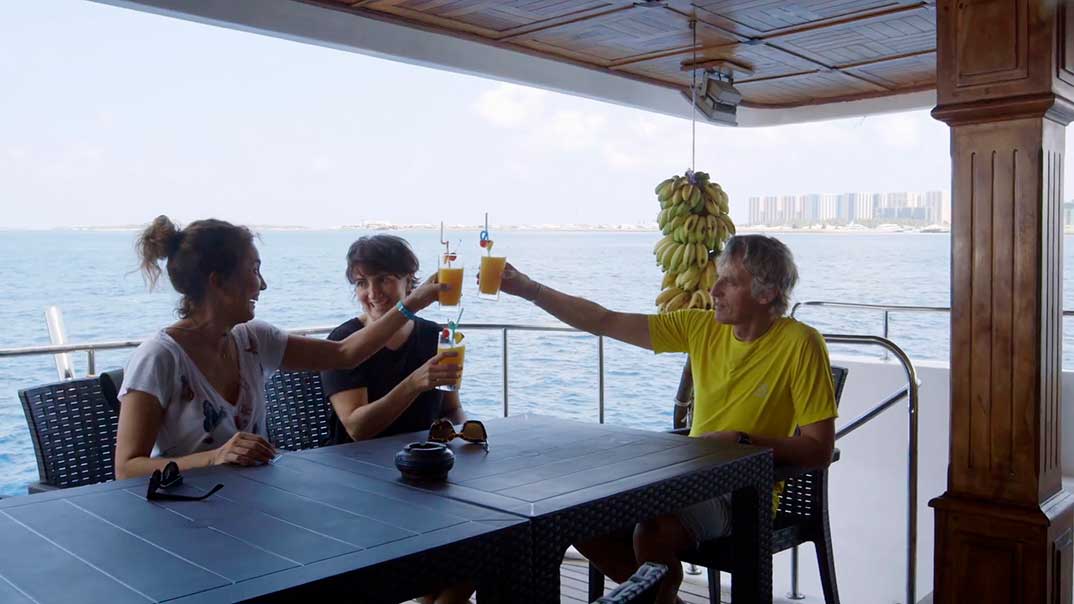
[513, 8, 739, 65]
[844, 50, 936, 90]
[313, 0, 937, 110]
[691, 0, 904, 35]
[617, 41, 816, 87]
[737, 68, 885, 105]
[773, 7, 935, 68]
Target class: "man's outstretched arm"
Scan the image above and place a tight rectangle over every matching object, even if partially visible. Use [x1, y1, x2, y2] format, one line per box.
[499, 263, 653, 350]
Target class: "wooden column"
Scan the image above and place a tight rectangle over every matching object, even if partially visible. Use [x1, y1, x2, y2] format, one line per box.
[930, 1, 1074, 602]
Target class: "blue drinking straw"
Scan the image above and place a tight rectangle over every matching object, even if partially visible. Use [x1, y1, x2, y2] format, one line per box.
[448, 308, 464, 346]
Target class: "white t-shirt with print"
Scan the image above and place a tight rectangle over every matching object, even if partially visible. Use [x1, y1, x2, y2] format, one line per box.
[119, 320, 289, 458]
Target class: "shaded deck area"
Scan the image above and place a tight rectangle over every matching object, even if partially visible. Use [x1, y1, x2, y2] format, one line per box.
[420, 558, 828, 604]
[560, 559, 825, 604]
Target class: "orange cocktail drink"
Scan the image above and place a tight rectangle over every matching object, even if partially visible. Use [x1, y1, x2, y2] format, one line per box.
[435, 336, 465, 392]
[438, 248, 464, 310]
[437, 267, 464, 309]
[478, 256, 506, 300]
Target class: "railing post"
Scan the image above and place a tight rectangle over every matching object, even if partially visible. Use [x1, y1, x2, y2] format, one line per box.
[502, 328, 509, 418]
[45, 305, 75, 380]
[906, 361, 918, 604]
[598, 336, 605, 424]
[824, 333, 919, 604]
[882, 310, 890, 360]
[787, 545, 805, 599]
[87, 349, 96, 376]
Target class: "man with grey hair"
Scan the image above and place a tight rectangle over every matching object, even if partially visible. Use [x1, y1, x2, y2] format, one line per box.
[497, 234, 837, 604]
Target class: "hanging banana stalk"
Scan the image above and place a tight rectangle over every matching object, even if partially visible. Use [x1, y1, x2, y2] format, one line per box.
[653, 170, 735, 313]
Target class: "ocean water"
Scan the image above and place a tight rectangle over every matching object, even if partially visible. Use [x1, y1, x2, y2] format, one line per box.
[1, 229, 1073, 496]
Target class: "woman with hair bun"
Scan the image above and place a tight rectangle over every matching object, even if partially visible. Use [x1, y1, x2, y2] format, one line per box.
[114, 216, 450, 480]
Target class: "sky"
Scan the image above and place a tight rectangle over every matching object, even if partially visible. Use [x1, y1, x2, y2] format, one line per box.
[0, 1, 1059, 228]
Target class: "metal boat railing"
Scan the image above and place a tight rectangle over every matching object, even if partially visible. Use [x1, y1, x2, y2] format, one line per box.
[787, 298, 1070, 603]
[0, 323, 601, 421]
[792, 299, 1074, 341]
[0, 319, 921, 603]
[823, 334, 919, 604]
[786, 301, 936, 604]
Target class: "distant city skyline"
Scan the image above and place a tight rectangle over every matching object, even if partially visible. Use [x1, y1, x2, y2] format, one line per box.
[748, 191, 950, 227]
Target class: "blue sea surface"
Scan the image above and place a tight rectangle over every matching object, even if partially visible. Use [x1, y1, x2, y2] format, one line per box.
[1, 230, 1071, 496]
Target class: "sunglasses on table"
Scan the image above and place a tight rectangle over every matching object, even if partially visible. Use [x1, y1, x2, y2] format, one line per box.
[428, 419, 489, 451]
[146, 461, 224, 502]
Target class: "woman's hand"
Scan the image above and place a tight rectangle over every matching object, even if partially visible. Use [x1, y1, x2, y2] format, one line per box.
[407, 350, 463, 392]
[404, 274, 446, 312]
[212, 432, 276, 466]
[496, 262, 539, 300]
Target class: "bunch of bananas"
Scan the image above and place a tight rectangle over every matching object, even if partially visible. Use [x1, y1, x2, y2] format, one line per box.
[653, 171, 736, 312]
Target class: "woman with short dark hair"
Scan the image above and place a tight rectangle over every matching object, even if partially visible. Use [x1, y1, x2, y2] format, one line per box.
[321, 234, 465, 445]
[322, 234, 470, 604]
[114, 216, 445, 480]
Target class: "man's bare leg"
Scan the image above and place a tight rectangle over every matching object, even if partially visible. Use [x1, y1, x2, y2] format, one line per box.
[633, 515, 693, 604]
[417, 581, 474, 604]
[575, 525, 639, 584]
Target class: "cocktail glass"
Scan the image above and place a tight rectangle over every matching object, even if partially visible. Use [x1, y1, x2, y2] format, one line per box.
[436, 333, 465, 392]
[438, 252, 464, 311]
[478, 255, 507, 300]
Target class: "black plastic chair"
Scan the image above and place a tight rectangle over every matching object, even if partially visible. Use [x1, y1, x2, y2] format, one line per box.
[588, 366, 849, 604]
[593, 562, 667, 604]
[264, 370, 332, 451]
[99, 368, 124, 413]
[18, 378, 120, 493]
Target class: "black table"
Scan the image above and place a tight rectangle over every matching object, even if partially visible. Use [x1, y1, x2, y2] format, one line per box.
[0, 457, 526, 603]
[301, 414, 775, 604]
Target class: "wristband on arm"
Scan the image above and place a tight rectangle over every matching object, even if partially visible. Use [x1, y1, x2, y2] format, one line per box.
[396, 300, 418, 321]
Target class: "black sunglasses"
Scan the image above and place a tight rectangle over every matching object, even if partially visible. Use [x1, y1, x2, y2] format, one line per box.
[428, 418, 489, 452]
[146, 462, 224, 502]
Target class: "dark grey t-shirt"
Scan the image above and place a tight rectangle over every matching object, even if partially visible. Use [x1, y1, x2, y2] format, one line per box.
[320, 316, 444, 445]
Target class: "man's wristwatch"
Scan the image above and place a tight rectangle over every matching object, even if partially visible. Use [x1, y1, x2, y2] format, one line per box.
[736, 431, 752, 445]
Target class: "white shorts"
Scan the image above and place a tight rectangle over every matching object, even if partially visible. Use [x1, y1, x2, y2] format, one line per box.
[676, 494, 733, 545]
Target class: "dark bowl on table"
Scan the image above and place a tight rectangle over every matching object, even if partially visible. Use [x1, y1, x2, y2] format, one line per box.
[395, 441, 455, 481]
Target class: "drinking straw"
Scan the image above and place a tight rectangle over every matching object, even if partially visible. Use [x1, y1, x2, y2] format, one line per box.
[449, 308, 464, 346]
[440, 221, 451, 267]
[480, 213, 494, 257]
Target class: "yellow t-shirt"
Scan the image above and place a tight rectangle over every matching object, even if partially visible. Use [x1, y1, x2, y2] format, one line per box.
[649, 311, 838, 512]
[648, 311, 837, 439]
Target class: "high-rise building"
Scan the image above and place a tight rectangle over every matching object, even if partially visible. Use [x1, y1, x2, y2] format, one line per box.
[849, 192, 873, 222]
[779, 195, 799, 224]
[799, 194, 821, 223]
[748, 196, 762, 225]
[820, 194, 839, 222]
[886, 192, 910, 208]
[763, 196, 779, 225]
[925, 190, 948, 224]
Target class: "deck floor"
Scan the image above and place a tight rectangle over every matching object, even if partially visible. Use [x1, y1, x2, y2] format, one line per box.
[559, 558, 716, 603]
[413, 557, 827, 603]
